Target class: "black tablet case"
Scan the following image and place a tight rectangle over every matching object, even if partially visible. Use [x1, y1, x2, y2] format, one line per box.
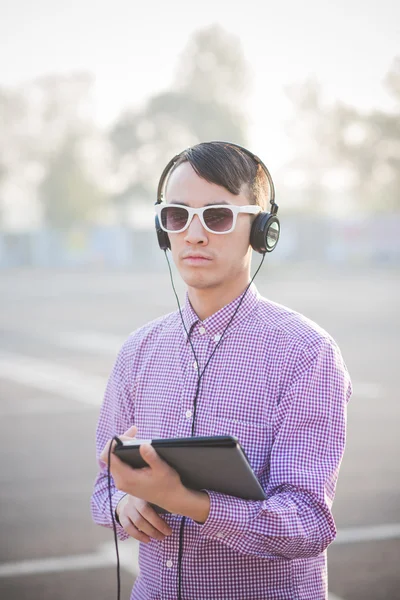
[113, 435, 265, 501]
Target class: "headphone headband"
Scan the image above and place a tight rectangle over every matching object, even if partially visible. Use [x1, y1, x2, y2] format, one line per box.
[156, 141, 278, 216]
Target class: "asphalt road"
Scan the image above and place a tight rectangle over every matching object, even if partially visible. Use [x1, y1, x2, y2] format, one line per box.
[0, 262, 399, 600]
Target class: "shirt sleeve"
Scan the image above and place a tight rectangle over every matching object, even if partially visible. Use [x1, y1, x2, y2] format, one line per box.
[199, 336, 352, 560]
[90, 342, 134, 541]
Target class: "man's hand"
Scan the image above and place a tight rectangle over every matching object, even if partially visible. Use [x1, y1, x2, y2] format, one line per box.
[116, 495, 172, 544]
[100, 426, 185, 513]
[100, 426, 210, 523]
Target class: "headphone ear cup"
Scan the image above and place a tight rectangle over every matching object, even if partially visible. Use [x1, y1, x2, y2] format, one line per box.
[250, 212, 280, 254]
[155, 215, 170, 251]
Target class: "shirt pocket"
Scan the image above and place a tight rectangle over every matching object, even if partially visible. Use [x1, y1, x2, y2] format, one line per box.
[211, 374, 275, 427]
[197, 416, 272, 480]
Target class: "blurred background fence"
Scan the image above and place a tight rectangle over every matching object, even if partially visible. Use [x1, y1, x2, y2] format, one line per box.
[1, 213, 399, 270]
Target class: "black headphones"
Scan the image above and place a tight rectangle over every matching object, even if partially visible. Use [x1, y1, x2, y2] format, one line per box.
[154, 141, 280, 254]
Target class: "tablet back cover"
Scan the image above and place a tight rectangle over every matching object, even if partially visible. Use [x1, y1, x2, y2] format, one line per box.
[114, 437, 265, 501]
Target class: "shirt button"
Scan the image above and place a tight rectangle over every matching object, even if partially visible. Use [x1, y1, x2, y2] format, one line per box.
[216, 532, 224, 538]
[213, 334, 221, 342]
[199, 326, 206, 335]
[185, 410, 193, 419]
[166, 560, 173, 568]
[193, 361, 198, 370]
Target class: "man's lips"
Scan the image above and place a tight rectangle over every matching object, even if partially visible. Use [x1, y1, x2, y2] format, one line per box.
[181, 253, 213, 262]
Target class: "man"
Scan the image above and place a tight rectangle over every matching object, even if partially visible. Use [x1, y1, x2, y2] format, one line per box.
[91, 141, 352, 599]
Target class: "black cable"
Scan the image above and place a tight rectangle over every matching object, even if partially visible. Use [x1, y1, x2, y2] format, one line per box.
[164, 249, 265, 600]
[108, 437, 122, 600]
[164, 253, 201, 375]
[177, 516, 186, 599]
[107, 251, 266, 600]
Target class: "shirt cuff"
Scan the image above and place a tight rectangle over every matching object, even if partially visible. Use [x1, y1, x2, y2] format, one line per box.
[111, 490, 130, 541]
[199, 490, 260, 541]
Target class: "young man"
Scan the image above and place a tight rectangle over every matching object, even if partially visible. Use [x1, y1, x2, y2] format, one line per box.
[91, 141, 352, 599]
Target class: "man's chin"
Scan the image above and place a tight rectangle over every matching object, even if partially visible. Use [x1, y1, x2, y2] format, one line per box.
[178, 270, 216, 290]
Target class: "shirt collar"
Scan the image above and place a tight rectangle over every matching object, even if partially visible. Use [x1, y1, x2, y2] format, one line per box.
[179, 283, 260, 342]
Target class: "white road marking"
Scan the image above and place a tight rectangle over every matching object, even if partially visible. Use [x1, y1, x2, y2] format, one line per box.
[334, 523, 400, 544]
[0, 541, 138, 578]
[57, 332, 126, 356]
[0, 552, 113, 577]
[0, 353, 106, 407]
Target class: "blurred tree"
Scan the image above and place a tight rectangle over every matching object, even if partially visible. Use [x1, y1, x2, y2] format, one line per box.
[0, 73, 94, 173]
[285, 56, 400, 214]
[284, 79, 332, 212]
[109, 24, 251, 210]
[0, 86, 44, 228]
[331, 57, 400, 213]
[40, 136, 105, 228]
[0, 72, 105, 229]
[175, 24, 249, 110]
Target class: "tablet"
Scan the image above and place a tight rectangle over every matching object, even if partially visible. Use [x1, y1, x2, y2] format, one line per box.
[113, 435, 265, 502]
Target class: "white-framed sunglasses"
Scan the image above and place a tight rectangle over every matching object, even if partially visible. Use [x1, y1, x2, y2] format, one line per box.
[155, 203, 261, 234]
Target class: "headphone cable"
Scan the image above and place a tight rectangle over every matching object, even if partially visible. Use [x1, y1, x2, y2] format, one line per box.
[108, 437, 123, 600]
[164, 249, 265, 600]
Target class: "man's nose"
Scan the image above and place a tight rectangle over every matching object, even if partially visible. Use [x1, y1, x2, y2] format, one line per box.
[184, 214, 208, 245]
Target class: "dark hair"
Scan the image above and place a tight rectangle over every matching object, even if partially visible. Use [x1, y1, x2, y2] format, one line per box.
[167, 141, 270, 211]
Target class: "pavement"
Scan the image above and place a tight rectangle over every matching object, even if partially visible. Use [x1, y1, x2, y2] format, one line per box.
[0, 263, 399, 600]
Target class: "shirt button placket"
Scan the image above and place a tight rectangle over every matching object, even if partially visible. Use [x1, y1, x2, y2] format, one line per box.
[184, 326, 207, 435]
[160, 529, 177, 600]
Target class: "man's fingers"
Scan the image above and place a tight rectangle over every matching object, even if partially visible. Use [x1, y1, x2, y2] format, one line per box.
[120, 506, 168, 542]
[113, 425, 138, 445]
[128, 512, 167, 541]
[139, 444, 165, 470]
[119, 513, 151, 543]
[138, 501, 173, 537]
[123, 425, 137, 437]
[119, 498, 173, 541]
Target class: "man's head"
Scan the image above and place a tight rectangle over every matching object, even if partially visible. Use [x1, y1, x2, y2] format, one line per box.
[159, 142, 273, 299]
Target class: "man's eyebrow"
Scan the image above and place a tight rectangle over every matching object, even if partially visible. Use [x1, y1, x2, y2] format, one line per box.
[169, 201, 231, 207]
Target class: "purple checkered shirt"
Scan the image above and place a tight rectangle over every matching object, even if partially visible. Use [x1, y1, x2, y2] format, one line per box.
[91, 284, 352, 599]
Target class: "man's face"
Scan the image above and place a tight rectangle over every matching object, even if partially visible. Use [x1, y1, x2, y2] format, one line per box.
[165, 161, 254, 292]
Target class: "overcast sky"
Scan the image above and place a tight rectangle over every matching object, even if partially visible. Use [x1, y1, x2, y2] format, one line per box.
[1, 0, 399, 168]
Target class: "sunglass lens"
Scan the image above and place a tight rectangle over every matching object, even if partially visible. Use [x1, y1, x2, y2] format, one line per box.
[203, 207, 233, 232]
[161, 206, 189, 231]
